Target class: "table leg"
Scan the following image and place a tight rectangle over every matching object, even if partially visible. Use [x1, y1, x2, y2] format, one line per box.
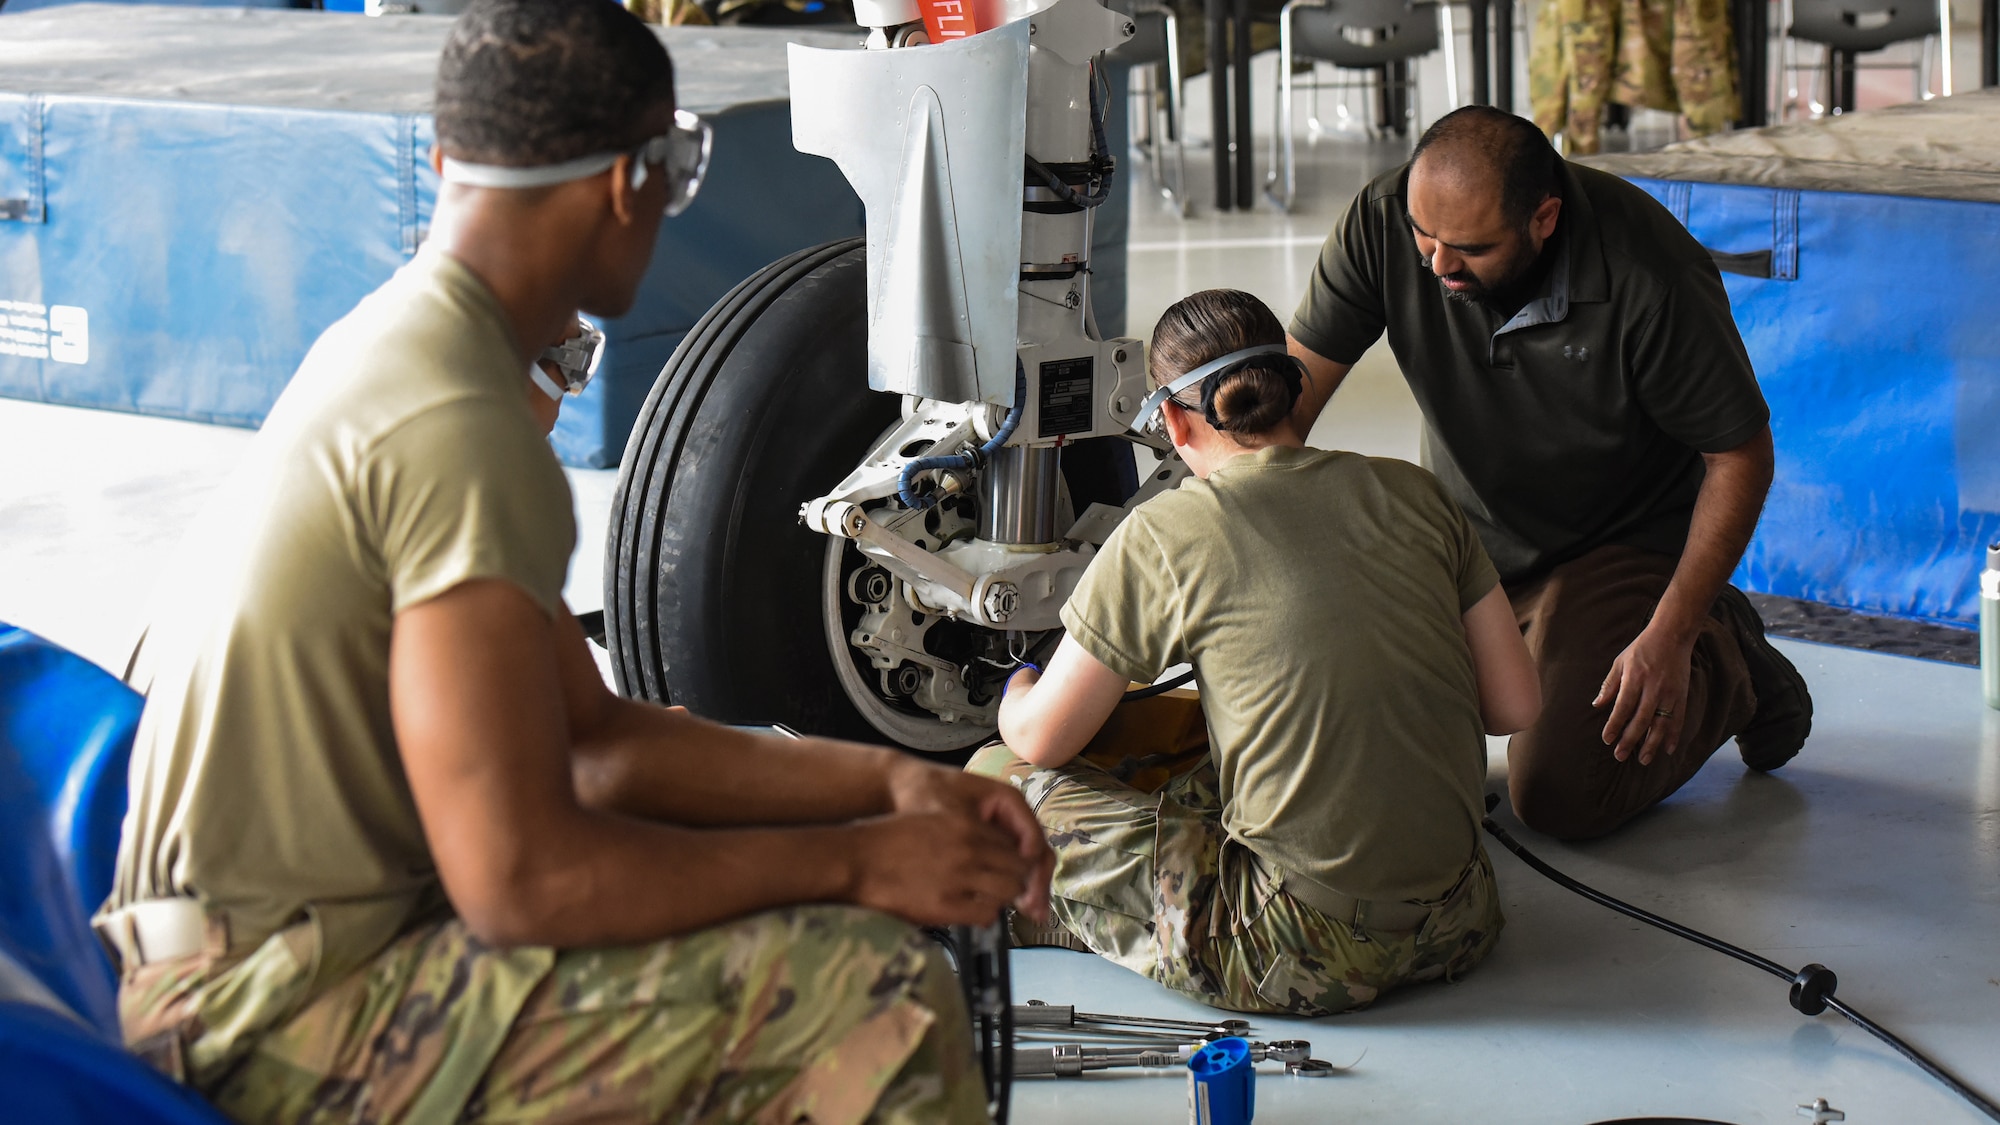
[1207, 0, 1232, 209]
[1232, 0, 1254, 208]
[1735, 0, 1769, 126]
[1469, 0, 1492, 104]
[1983, 0, 1997, 87]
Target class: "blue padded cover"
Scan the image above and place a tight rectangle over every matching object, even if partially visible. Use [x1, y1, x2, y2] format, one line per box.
[0, 622, 139, 1034]
[1, 0, 297, 9]
[1622, 179, 2000, 627]
[0, 1001, 233, 1125]
[0, 8, 1130, 468]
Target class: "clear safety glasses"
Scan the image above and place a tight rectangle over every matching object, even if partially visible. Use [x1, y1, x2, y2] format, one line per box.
[631, 109, 713, 218]
[534, 318, 607, 400]
[438, 108, 713, 218]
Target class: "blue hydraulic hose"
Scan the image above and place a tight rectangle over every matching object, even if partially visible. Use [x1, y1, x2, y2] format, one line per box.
[898, 359, 1026, 509]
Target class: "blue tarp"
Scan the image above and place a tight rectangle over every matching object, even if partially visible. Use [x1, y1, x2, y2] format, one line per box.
[1619, 177, 2000, 628]
[1585, 94, 2000, 628]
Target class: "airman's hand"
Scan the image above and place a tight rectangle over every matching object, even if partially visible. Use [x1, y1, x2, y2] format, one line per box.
[846, 808, 1038, 927]
[1594, 625, 1695, 766]
[885, 758, 1055, 922]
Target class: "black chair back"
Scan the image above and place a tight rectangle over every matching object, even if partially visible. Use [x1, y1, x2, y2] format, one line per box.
[1290, 0, 1440, 67]
[1789, 0, 1936, 52]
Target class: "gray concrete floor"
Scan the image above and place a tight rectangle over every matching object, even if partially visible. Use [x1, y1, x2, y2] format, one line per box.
[3, 130, 1999, 1125]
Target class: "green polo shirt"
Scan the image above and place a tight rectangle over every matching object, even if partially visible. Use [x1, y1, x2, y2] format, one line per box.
[1290, 159, 1770, 582]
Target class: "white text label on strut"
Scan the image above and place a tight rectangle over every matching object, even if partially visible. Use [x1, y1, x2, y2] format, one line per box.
[0, 300, 90, 365]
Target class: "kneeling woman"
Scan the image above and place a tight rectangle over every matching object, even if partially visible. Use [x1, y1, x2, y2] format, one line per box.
[980, 288, 1541, 1016]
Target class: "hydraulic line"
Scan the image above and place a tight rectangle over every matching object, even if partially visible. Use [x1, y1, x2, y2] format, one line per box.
[899, 360, 1027, 509]
[1024, 62, 1115, 210]
[1481, 806, 2000, 1123]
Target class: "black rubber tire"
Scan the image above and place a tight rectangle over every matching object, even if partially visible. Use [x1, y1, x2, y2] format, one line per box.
[605, 237, 1140, 749]
[605, 237, 890, 740]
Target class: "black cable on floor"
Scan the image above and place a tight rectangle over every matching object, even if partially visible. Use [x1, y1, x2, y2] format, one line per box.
[1481, 810, 2000, 1123]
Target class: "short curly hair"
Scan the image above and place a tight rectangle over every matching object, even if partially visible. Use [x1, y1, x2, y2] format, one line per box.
[435, 0, 676, 167]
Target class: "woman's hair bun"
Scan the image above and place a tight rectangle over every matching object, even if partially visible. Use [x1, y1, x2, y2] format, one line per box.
[1209, 360, 1299, 434]
[1147, 289, 1300, 443]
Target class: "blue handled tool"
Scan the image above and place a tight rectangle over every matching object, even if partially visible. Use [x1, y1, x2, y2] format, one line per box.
[1187, 1036, 1255, 1125]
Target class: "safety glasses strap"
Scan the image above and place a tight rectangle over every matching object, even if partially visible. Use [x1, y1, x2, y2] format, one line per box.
[441, 151, 622, 189]
[1127, 343, 1293, 435]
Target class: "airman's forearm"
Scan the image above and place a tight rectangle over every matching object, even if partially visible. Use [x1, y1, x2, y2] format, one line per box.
[570, 701, 905, 826]
[461, 813, 869, 947]
[1286, 335, 1353, 435]
[1650, 427, 1774, 641]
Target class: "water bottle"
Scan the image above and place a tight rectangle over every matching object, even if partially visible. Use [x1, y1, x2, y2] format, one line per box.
[1983, 542, 1999, 710]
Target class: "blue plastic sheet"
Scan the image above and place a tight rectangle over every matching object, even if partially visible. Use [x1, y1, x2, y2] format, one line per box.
[1623, 177, 2000, 628]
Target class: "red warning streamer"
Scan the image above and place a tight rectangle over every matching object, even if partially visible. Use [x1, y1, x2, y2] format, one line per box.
[918, 0, 980, 42]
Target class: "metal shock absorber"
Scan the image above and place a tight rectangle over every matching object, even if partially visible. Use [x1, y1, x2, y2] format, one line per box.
[980, 445, 1062, 544]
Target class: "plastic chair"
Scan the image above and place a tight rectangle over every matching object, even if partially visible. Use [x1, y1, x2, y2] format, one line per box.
[1776, 0, 1950, 116]
[1266, 0, 1455, 210]
[0, 1001, 234, 1125]
[1108, 0, 1192, 216]
[0, 621, 142, 1032]
[0, 622, 233, 1124]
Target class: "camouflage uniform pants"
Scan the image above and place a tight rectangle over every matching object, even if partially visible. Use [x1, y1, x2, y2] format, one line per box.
[970, 747, 1503, 1017]
[1530, 0, 1737, 153]
[121, 906, 988, 1125]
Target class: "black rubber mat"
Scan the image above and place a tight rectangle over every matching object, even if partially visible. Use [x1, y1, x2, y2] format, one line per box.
[1747, 593, 1979, 667]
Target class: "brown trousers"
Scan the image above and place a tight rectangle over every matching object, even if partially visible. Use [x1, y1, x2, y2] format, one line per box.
[1504, 544, 1758, 840]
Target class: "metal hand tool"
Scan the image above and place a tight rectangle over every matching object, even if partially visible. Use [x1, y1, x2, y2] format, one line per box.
[1013, 1000, 1252, 1039]
[1015, 1038, 1325, 1078]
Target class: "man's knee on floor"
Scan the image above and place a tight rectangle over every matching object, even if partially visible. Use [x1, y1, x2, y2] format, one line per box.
[1507, 767, 1631, 841]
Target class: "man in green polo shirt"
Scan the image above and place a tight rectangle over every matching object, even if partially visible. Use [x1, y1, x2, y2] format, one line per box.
[1287, 105, 1812, 840]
